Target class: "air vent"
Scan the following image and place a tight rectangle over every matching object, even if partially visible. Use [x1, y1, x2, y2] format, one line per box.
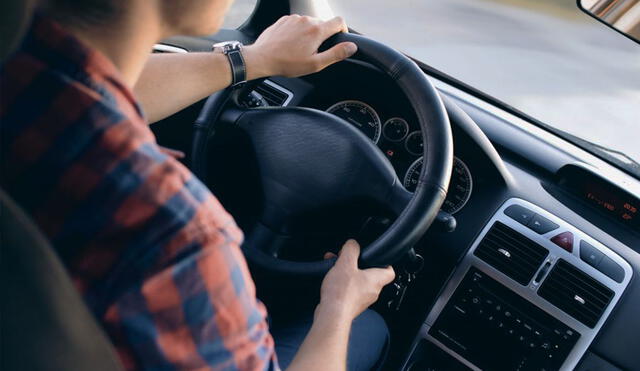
[538, 259, 614, 328]
[253, 80, 293, 106]
[474, 222, 549, 285]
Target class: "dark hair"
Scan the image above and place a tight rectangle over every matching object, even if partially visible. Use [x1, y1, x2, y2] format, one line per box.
[44, 0, 121, 26]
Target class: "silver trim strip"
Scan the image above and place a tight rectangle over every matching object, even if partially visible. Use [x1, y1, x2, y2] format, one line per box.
[262, 79, 294, 107]
[152, 44, 188, 53]
[425, 332, 481, 371]
[408, 198, 632, 371]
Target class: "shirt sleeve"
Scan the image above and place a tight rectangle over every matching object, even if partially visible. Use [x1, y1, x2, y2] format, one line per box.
[97, 144, 279, 371]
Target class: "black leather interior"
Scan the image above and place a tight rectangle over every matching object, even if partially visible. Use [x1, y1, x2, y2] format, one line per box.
[0, 189, 123, 371]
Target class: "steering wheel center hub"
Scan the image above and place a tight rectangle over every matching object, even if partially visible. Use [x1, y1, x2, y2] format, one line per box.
[234, 107, 398, 225]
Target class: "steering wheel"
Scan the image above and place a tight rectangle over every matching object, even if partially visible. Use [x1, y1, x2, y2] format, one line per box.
[191, 33, 453, 276]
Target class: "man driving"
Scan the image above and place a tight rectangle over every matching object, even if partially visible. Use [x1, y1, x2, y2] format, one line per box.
[0, 0, 395, 370]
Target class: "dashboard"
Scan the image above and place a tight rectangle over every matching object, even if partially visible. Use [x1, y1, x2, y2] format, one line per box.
[405, 198, 632, 370]
[237, 60, 640, 370]
[152, 38, 640, 371]
[305, 83, 639, 369]
[235, 59, 493, 219]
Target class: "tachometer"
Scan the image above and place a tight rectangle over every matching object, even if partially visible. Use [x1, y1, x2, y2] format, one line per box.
[403, 156, 473, 214]
[326, 100, 382, 143]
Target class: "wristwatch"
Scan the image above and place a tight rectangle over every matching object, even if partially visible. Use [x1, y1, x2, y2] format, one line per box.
[212, 41, 246, 88]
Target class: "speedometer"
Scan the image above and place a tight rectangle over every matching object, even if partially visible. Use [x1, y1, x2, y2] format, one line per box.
[326, 100, 382, 143]
[403, 156, 473, 214]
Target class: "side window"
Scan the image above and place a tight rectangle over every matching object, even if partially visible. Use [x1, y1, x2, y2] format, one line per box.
[222, 0, 258, 29]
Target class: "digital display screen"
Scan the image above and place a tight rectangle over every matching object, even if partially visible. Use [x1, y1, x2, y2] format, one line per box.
[580, 178, 640, 230]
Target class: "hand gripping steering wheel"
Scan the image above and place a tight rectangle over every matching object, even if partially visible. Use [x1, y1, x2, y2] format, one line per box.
[191, 33, 453, 276]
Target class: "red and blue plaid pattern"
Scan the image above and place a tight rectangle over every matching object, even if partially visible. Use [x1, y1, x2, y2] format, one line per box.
[1, 16, 278, 371]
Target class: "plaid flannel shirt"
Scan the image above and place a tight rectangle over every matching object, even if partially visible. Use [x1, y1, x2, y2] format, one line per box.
[1, 15, 278, 371]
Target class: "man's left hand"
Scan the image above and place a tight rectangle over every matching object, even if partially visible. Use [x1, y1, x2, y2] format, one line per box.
[242, 15, 357, 79]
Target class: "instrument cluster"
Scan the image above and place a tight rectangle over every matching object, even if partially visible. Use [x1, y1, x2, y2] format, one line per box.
[326, 99, 473, 215]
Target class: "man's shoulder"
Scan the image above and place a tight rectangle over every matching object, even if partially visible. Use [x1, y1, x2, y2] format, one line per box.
[1, 48, 160, 244]
[1, 44, 153, 162]
[3, 51, 123, 117]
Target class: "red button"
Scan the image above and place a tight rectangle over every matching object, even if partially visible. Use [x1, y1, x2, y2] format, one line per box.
[551, 232, 574, 252]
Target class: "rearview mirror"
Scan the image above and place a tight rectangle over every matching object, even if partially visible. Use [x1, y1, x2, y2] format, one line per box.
[578, 0, 640, 43]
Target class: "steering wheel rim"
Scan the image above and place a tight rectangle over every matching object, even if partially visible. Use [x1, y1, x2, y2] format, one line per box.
[191, 33, 453, 276]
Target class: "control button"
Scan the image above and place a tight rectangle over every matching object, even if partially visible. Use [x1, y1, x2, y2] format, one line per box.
[551, 231, 574, 252]
[453, 305, 467, 315]
[527, 214, 559, 234]
[505, 204, 535, 226]
[597, 256, 625, 283]
[580, 240, 604, 268]
[553, 329, 562, 336]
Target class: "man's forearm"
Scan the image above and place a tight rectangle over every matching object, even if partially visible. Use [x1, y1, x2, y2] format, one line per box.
[134, 48, 268, 123]
[135, 15, 356, 124]
[134, 52, 230, 123]
[285, 304, 352, 371]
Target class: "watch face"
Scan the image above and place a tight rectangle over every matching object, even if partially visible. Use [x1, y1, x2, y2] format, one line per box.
[213, 41, 243, 53]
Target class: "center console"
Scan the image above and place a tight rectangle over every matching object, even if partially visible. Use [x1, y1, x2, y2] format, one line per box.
[403, 199, 632, 370]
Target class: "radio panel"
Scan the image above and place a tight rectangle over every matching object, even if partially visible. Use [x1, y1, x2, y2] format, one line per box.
[404, 198, 633, 371]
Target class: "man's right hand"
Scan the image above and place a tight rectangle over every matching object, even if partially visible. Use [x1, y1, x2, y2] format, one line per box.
[317, 239, 396, 322]
[285, 240, 394, 371]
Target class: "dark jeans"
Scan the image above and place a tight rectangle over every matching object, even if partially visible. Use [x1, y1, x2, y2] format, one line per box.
[271, 309, 390, 371]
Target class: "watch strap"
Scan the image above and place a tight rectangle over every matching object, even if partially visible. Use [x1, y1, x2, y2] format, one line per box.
[227, 48, 246, 87]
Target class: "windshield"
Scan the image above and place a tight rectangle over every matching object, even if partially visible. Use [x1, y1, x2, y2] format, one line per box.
[330, 0, 640, 176]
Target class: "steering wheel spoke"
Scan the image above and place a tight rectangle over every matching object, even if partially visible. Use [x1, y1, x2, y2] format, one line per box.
[385, 181, 413, 216]
[243, 222, 292, 257]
